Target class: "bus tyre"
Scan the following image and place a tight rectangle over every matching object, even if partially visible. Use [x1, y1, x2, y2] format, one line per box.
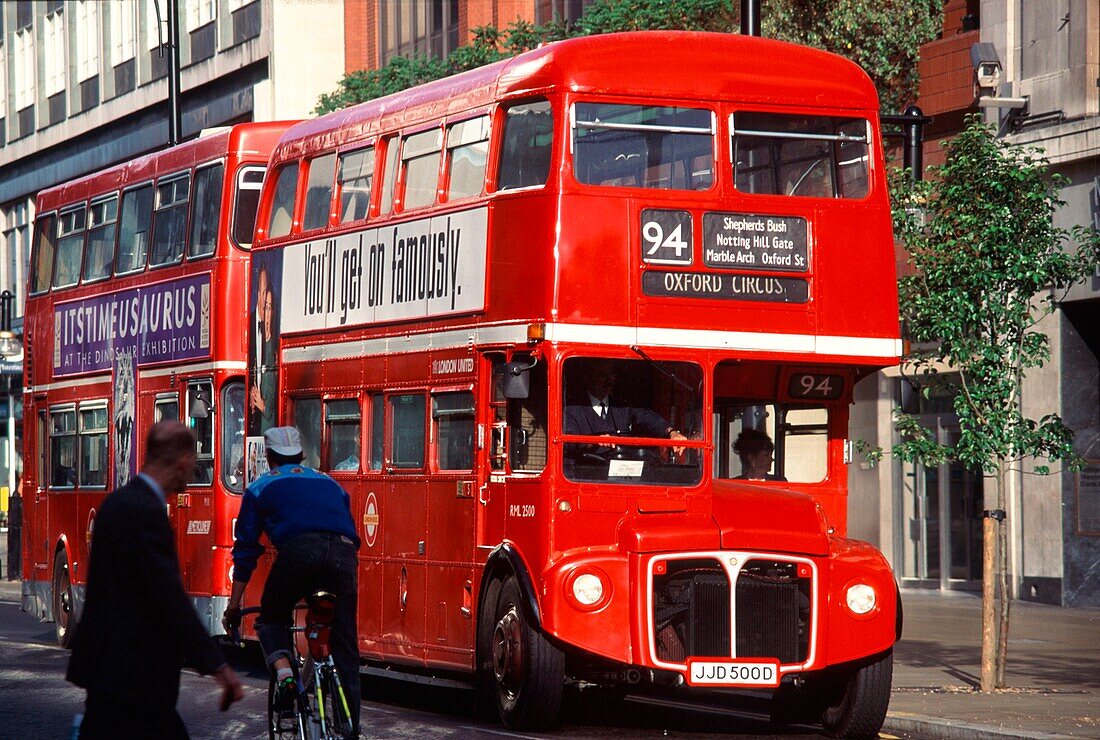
[53, 553, 75, 649]
[819, 649, 893, 740]
[475, 577, 504, 719]
[490, 576, 564, 730]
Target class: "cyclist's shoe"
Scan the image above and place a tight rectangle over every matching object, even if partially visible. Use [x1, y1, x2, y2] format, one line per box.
[273, 676, 297, 711]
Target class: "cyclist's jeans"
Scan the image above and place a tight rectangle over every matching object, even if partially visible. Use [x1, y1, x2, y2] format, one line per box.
[258, 531, 360, 735]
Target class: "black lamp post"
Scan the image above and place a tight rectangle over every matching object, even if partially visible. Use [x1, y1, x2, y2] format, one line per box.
[0, 290, 21, 581]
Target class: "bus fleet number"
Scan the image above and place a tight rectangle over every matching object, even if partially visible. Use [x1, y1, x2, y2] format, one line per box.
[509, 504, 535, 518]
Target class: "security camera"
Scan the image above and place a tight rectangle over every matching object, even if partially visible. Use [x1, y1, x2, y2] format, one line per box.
[970, 43, 1002, 92]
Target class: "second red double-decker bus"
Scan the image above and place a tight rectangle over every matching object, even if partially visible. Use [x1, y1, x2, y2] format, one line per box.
[248, 32, 900, 738]
[21, 121, 292, 646]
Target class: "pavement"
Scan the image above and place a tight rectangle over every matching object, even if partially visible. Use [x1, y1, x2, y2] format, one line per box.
[0, 527, 1095, 739]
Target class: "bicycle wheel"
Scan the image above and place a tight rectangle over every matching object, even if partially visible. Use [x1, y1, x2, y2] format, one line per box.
[268, 672, 310, 740]
[317, 664, 354, 740]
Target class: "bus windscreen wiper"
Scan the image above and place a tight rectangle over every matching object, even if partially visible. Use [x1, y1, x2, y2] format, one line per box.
[630, 345, 697, 393]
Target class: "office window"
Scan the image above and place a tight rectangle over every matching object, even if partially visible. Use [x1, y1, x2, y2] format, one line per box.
[76, 1, 100, 82]
[111, 0, 137, 66]
[186, 0, 216, 32]
[380, 1, 459, 63]
[14, 28, 34, 112]
[145, 0, 163, 51]
[43, 11, 66, 97]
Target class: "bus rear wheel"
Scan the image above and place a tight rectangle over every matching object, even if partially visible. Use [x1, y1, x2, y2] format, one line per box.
[53, 553, 75, 649]
[819, 649, 893, 739]
[489, 576, 564, 730]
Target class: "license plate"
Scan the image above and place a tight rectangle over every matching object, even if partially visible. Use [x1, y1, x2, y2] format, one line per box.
[685, 659, 780, 687]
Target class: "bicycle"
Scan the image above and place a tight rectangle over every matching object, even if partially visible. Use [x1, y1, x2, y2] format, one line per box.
[233, 592, 355, 740]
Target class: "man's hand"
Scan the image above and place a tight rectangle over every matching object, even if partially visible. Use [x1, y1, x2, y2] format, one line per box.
[214, 664, 244, 711]
[221, 606, 241, 637]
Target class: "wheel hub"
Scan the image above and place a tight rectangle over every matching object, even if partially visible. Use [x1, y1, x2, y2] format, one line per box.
[492, 607, 523, 697]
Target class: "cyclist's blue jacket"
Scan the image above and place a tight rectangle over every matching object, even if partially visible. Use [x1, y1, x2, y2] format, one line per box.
[231, 463, 360, 583]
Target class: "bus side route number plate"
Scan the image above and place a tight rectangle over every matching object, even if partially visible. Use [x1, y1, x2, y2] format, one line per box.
[685, 659, 780, 687]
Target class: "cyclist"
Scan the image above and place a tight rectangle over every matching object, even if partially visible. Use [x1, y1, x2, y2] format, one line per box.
[222, 426, 361, 737]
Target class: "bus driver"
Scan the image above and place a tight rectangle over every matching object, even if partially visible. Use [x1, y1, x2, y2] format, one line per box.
[564, 359, 687, 444]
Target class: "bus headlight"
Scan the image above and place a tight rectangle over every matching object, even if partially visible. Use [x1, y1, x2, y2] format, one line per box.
[845, 583, 877, 615]
[565, 568, 611, 611]
[573, 573, 603, 606]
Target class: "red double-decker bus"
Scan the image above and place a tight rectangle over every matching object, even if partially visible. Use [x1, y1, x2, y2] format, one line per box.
[248, 32, 901, 737]
[21, 122, 292, 647]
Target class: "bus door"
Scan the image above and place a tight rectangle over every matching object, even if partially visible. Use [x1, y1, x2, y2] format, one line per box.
[482, 351, 548, 551]
[183, 380, 216, 594]
[424, 387, 477, 662]
[27, 404, 49, 582]
[383, 390, 429, 658]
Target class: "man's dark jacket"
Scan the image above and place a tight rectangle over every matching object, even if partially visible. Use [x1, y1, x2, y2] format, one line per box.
[66, 476, 224, 709]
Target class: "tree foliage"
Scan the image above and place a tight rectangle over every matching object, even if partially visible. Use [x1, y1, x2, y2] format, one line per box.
[892, 117, 1100, 476]
[314, 0, 942, 115]
[891, 116, 1100, 691]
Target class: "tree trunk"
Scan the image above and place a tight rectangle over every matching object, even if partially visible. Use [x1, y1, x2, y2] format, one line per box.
[980, 513, 997, 692]
[996, 493, 1011, 688]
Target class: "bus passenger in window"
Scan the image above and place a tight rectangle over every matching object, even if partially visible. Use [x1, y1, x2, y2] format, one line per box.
[564, 359, 686, 443]
[733, 428, 786, 481]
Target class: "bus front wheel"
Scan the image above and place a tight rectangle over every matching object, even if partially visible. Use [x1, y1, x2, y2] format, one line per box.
[819, 649, 893, 740]
[489, 576, 564, 730]
[53, 553, 76, 649]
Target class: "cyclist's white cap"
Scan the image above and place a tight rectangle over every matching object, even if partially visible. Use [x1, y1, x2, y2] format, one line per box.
[264, 426, 302, 456]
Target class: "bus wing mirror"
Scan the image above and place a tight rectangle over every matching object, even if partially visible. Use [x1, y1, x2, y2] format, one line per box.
[189, 388, 212, 419]
[503, 360, 535, 399]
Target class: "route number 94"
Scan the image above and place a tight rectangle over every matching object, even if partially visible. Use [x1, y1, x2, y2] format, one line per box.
[641, 209, 693, 265]
[788, 373, 844, 401]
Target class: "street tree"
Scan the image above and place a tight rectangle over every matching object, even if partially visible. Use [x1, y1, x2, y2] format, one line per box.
[314, 0, 940, 115]
[890, 116, 1100, 692]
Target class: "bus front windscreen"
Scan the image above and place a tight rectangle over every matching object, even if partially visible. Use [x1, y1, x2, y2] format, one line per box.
[562, 357, 703, 485]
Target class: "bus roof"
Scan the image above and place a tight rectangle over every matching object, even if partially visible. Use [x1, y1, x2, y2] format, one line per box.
[273, 31, 879, 160]
[35, 120, 295, 213]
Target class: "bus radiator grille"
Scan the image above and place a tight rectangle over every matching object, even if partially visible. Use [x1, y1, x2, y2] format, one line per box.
[734, 561, 811, 664]
[652, 558, 811, 665]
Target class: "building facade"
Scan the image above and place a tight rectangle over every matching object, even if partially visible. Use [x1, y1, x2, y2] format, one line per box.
[0, 0, 346, 506]
[849, 0, 1100, 607]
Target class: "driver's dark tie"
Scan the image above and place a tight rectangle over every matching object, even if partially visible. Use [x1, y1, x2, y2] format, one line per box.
[600, 401, 607, 420]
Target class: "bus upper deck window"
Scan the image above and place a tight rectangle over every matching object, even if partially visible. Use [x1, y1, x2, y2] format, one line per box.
[338, 147, 375, 223]
[54, 206, 87, 288]
[151, 173, 191, 266]
[731, 112, 871, 199]
[573, 103, 714, 190]
[232, 166, 265, 247]
[379, 136, 400, 215]
[84, 196, 118, 282]
[116, 184, 153, 274]
[267, 162, 300, 239]
[31, 214, 57, 294]
[188, 163, 224, 258]
[401, 129, 443, 210]
[498, 100, 552, 191]
[302, 153, 336, 231]
[446, 116, 489, 201]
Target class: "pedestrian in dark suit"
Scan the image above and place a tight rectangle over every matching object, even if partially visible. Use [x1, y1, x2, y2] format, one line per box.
[66, 420, 243, 738]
